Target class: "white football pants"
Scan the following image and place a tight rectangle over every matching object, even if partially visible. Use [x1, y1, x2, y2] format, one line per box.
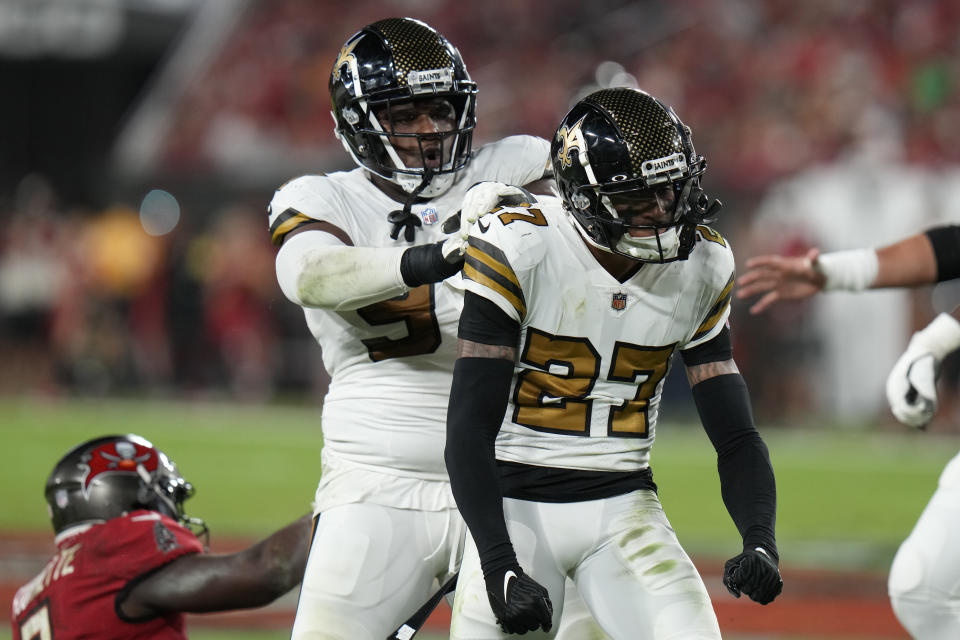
[450, 490, 722, 640]
[289, 501, 603, 639]
[889, 450, 960, 639]
[291, 502, 462, 639]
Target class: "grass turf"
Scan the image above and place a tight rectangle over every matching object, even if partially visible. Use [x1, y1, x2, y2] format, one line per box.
[4, 396, 954, 640]
[2, 396, 955, 566]
[0, 397, 322, 537]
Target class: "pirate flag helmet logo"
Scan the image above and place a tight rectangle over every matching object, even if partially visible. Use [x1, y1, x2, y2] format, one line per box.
[44, 434, 205, 539]
[80, 439, 157, 497]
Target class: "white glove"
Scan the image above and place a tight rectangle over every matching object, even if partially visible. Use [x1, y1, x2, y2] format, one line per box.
[886, 313, 960, 429]
[441, 234, 465, 264]
[446, 181, 526, 257]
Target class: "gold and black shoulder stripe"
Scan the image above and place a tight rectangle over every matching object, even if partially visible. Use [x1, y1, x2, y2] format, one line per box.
[691, 271, 734, 342]
[464, 236, 526, 320]
[696, 225, 727, 247]
[269, 207, 317, 246]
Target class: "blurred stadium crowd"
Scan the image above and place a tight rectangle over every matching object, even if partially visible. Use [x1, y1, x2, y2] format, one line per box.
[2, 0, 959, 423]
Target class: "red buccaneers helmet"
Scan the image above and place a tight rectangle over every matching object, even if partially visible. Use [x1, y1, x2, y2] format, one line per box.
[45, 434, 204, 535]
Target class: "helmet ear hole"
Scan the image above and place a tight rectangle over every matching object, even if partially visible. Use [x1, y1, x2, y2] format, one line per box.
[681, 179, 723, 224]
[571, 192, 591, 210]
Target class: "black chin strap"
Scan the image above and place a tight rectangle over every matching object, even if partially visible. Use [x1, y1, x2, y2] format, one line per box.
[388, 169, 433, 242]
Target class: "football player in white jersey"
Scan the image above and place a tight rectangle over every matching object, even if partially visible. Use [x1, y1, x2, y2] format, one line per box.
[445, 87, 783, 638]
[267, 17, 562, 639]
[738, 225, 960, 639]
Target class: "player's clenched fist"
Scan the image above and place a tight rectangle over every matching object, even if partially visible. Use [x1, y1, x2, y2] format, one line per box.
[723, 547, 783, 605]
[484, 565, 553, 634]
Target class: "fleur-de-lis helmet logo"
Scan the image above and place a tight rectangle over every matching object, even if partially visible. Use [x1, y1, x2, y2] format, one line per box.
[555, 115, 587, 170]
[332, 38, 360, 82]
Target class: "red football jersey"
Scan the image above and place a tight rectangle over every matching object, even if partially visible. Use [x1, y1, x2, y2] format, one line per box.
[11, 510, 203, 639]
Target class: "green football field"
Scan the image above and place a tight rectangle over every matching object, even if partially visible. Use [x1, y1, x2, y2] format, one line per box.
[2, 396, 956, 640]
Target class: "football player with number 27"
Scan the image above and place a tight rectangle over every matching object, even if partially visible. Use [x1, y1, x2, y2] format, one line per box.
[445, 87, 783, 638]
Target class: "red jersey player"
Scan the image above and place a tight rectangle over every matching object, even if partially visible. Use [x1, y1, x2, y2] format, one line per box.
[12, 434, 310, 639]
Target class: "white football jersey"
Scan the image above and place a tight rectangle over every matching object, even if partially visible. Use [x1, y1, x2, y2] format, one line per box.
[460, 195, 735, 473]
[267, 136, 549, 489]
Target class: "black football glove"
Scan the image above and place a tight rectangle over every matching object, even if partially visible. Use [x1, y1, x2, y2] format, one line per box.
[484, 565, 553, 634]
[723, 547, 783, 605]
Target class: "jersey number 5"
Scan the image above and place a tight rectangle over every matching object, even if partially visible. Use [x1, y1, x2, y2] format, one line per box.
[513, 328, 675, 438]
[358, 285, 441, 361]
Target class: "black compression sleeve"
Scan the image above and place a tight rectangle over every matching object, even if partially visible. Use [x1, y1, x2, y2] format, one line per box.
[458, 291, 521, 347]
[691, 373, 778, 560]
[926, 225, 960, 282]
[445, 357, 518, 577]
[681, 326, 733, 366]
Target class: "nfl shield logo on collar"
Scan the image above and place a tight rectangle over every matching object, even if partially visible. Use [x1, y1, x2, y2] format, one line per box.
[612, 292, 627, 310]
[419, 207, 439, 225]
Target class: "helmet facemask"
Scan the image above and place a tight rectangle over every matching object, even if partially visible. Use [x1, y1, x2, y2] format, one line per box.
[345, 93, 475, 199]
[136, 450, 209, 546]
[567, 160, 710, 263]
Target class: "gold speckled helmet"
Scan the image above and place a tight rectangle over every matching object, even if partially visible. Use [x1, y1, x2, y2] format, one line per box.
[330, 18, 477, 198]
[552, 87, 722, 262]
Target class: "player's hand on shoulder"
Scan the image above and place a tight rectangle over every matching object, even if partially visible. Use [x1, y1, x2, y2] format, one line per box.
[484, 565, 553, 634]
[443, 181, 527, 258]
[723, 546, 782, 605]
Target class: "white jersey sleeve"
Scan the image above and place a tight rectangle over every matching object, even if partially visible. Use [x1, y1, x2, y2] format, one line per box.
[460, 201, 548, 322]
[466, 135, 551, 188]
[680, 226, 736, 351]
[267, 174, 348, 246]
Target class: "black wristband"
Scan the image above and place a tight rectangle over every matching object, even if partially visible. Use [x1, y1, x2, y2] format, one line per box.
[400, 241, 462, 287]
[926, 225, 960, 282]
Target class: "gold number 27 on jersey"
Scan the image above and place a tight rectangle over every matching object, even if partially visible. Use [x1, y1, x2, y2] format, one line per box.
[513, 328, 675, 438]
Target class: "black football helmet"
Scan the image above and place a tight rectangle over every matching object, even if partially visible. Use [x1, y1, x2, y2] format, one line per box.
[330, 17, 477, 198]
[45, 434, 205, 537]
[551, 87, 722, 262]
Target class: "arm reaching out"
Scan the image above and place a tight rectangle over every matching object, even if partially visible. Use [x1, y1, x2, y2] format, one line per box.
[737, 229, 948, 314]
[739, 225, 960, 427]
[736, 248, 828, 314]
[119, 514, 312, 619]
